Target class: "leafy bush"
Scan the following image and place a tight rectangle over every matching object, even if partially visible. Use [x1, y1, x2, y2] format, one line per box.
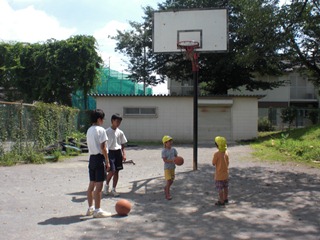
[0, 145, 45, 166]
[258, 117, 274, 131]
[308, 110, 319, 124]
[281, 107, 297, 129]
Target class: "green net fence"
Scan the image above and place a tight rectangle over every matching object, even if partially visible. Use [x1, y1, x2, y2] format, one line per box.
[72, 68, 153, 110]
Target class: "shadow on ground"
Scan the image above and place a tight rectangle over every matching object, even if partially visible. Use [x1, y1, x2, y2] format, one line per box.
[67, 162, 320, 239]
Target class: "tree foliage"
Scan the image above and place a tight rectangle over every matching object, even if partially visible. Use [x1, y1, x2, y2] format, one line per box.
[112, 6, 162, 91]
[112, 0, 320, 94]
[279, 0, 320, 85]
[0, 35, 103, 107]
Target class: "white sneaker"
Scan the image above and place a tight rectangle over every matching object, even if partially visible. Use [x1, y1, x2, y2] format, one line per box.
[111, 189, 120, 197]
[86, 206, 94, 216]
[103, 185, 109, 195]
[93, 209, 112, 218]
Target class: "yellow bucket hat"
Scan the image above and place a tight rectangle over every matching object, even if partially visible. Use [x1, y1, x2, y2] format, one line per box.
[162, 135, 173, 144]
[214, 136, 227, 152]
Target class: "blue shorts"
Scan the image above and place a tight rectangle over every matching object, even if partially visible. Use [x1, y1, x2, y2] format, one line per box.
[215, 179, 229, 191]
[88, 154, 106, 182]
[108, 149, 123, 172]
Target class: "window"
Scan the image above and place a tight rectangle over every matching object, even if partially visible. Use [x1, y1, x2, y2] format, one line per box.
[268, 108, 277, 125]
[123, 107, 157, 118]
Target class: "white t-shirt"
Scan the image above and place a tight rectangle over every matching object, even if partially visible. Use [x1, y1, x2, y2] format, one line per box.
[106, 127, 127, 150]
[86, 125, 108, 155]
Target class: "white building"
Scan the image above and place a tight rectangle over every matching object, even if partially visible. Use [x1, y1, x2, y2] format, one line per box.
[228, 70, 320, 128]
[93, 94, 260, 143]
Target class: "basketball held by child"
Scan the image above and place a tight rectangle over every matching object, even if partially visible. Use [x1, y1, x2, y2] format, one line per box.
[174, 156, 184, 166]
[115, 199, 132, 216]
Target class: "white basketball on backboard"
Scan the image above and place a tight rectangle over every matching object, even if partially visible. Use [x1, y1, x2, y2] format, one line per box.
[152, 8, 228, 53]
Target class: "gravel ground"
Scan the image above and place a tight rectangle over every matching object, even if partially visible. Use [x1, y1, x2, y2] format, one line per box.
[0, 144, 319, 240]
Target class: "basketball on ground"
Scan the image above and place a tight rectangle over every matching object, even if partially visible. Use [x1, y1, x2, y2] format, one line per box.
[115, 199, 132, 216]
[174, 156, 184, 166]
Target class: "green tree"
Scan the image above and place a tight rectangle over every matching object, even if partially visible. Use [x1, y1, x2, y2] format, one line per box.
[279, 0, 320, 85]
[59, 35, 103, 108]
[0, 42, 26, 101]
[0, 35, 102, 107]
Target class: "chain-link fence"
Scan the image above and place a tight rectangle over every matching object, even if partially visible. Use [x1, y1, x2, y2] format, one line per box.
[0, 101, 79, 154]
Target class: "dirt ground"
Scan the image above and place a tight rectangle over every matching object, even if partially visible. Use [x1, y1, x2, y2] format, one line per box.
[0, 144, 319, 240]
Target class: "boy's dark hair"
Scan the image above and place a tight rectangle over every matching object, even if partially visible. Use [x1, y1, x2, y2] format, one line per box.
[111, 113, 122, 122]
[90, 109, 105, 124]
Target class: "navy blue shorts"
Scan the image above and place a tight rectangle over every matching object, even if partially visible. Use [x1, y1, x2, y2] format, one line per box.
[108, 149, 123, 172]
[88, 154, 106, 182]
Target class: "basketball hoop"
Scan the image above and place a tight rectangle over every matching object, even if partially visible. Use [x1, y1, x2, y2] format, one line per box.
[177, 40, 200, 72]
[177, 40, 200, 49]
[177, 41, 200, 59]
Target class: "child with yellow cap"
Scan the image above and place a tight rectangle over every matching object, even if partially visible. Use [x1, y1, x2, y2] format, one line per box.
[161, 135, 177, 200]
[212, 136, 229, 206]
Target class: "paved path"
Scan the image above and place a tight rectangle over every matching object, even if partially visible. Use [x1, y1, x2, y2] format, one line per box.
[0, 144, 319, 240]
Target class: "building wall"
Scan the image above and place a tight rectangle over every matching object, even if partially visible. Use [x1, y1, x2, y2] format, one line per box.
[198, 99, 233, 143]
[96, 96, 193, 142]
[228, 71, 319, 129]
[228, 75, 291, 102]
[229, 71, 319, 104]
[95, 96, 259, 143]
[231, 97, 258, 140]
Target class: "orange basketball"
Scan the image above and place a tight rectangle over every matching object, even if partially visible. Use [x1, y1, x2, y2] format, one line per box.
[115, 199, 132, 216]
[174, 156, 184, 166]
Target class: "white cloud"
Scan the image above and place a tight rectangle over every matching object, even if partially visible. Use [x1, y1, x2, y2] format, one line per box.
[0, 0, 168, 93]
[94, 20, 131, 72]
[8, 0, 41, 3]
[0, 0, 76, 43]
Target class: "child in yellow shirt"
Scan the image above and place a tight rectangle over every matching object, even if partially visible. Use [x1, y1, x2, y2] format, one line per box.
[212, 136, 229, 206]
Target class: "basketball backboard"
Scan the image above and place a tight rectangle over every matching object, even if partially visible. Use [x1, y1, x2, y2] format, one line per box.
[152, 8, 228, 53]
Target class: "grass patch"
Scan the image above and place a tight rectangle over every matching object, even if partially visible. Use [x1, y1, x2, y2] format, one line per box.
[251, 124, 320, 168]
[0, 141, 83, 166]
[0, 146, 46, 166]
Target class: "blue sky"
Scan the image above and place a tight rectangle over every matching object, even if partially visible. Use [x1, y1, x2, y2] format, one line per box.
[0, 0, 158, 69]
[0, 0, 169, 93]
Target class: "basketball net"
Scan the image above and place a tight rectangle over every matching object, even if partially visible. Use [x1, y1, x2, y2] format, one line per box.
[177, 41, 200, 72]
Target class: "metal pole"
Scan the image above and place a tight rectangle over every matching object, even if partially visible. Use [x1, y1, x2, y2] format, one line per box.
[193, 70, 198, 170]
[192, 52, 199, 171]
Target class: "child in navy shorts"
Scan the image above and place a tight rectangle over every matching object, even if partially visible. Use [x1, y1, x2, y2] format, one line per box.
[86, 109, 111, 218]
[103, 113, 128, 197]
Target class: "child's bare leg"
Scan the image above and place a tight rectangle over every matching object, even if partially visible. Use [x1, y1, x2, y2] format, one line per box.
[223, 187, 228, 202]
[164, 180, 171, 195]
[94, 182, 103, 209]
[112, 171, 119, 188]
[165, 180, 173, 199]
[106, 171, 114, 185]
[218, 190, 224, 203]
[168, 180, 173, 196]
[87, 181, 95, 207]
